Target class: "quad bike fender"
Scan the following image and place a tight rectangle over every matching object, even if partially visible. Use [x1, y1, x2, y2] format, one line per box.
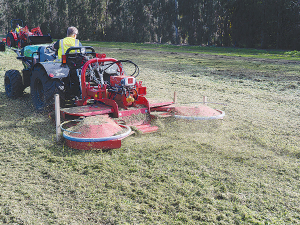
[35, 62, 70, 79]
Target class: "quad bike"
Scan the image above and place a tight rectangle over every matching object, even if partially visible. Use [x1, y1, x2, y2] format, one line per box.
[3, 44, 225, 150]
[6, 19, 52, 48]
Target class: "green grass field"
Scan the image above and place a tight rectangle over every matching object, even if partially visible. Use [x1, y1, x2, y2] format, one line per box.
[83, 41, 300, 61]
[0, 43, 299, 224]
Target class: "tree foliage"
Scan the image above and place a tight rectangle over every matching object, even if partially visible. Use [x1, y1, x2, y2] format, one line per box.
[1, 0, 299, 49]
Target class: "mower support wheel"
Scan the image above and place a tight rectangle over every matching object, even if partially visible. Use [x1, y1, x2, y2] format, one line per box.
[30, 65, 64, 112]
[4, 70, 24, 99]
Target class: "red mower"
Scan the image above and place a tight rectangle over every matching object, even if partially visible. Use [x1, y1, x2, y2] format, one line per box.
[57, 47, 225, 150]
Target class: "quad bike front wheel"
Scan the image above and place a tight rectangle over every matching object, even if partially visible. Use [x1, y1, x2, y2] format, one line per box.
[4, 70, 24, 98]
[30, 65, 64, 112]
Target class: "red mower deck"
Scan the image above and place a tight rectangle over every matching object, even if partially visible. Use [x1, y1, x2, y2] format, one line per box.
[61, 115, 132, 150]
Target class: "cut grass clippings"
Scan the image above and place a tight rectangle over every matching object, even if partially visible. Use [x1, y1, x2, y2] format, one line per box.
[0, 45, 300, 224]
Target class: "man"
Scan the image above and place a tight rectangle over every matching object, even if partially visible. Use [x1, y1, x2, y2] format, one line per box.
[15, 23, 22, 34]
[54, 26, 81, 60]
[53, 26, 82, 98]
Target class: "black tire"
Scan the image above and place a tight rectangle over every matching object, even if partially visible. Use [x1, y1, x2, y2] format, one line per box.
[4, 70, 24, 98]
[6, 33, 15, 47]
[30, 65, 64, 112]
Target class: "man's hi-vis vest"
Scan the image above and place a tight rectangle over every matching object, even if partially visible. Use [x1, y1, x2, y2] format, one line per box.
[57, 37, 79, 60]
[15, 27, 21, 33]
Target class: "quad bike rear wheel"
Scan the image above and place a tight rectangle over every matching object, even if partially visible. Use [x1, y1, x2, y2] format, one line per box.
[30, 65, 64, 112]
[6, 33, 15, 47]
[4, 70, 24, 98]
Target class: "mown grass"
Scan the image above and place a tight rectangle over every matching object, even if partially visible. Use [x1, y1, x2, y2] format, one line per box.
[0, 45, 300, 224]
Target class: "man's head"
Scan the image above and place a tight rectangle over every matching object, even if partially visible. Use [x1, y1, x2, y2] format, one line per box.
[67, 26, 78, 37]
[16, 23, 19, 27]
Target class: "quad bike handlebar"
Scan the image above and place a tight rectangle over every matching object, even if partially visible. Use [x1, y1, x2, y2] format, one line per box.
[65, 46, 96, 60]
[65, 46, 95, 55]
[64, 46, 96, 69]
